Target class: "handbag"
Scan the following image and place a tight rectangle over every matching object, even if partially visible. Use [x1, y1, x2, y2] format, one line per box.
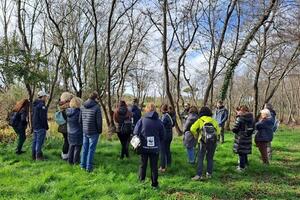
[130, 135, 141, 150]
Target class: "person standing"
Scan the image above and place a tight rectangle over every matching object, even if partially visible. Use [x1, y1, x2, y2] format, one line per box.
[66, 97, 82, 165]
[183, 106, 198, 164]
[113, 101, 133, 159]
[32, 91, 49, 161]
[214, 101, 228, 143]
[10, 99, 30, 154]
[129, 98, 142, 127]
[180, 103, 191, 124]
[133, 103, 165, 188]
[159, 104, 174, 172]
[190, 106, 220, 180]
[255, 109, 274, 165]
[57, 92, 74, 160]
[264, 103, 277, 160]
[80, 92, 102, 172]
[232, 105, 254, 171]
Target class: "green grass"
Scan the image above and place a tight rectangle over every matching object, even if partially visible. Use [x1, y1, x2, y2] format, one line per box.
[0, 128, 300, 200]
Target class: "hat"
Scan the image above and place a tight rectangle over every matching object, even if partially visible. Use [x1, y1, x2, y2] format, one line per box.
[37, 91, 49, 98]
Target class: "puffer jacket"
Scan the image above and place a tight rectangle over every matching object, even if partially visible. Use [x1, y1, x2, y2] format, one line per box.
[133, 111, 165, 154]
[255, 118, 274, 142]
[232, 112, 254, 154]
[66, 108, 83, 145]
[80, 99, 102, 135]
[183, 113, 198, 148]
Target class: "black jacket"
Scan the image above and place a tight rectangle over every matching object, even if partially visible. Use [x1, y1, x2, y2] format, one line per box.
[80, 99, 102, 135]
[133, 111, 165, 154]
[66, 108, 83, 145]
[14, 108, 28, 130]
[232, 112, 254, 154]
[32, 99, 48, 130]
[129, 105, 142, 125]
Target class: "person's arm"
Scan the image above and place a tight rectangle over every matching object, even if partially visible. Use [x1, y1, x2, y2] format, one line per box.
[159, 122, 165, 142]
[232, 117, 241, 134]
[190, 119, 203, 137]
[96, 107, 102, 134]
[255, 120, 264, 130]
[133, 119, 142, 135]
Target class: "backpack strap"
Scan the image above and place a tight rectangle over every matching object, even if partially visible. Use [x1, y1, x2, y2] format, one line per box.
[165, 113, 174, 127]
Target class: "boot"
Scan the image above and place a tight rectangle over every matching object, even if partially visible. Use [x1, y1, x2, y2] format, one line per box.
[36, 152, 44, 161]
[32, 151, 36, 160]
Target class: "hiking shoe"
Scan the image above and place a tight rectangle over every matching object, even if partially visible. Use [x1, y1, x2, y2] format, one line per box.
[191, 175, 203, 181]
[236, 166, 245, 172]
[159, 167, 166, 173]
[206, 173, 212, 179]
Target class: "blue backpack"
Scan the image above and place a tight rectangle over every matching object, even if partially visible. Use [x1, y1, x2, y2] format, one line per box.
[54, 111, 66, 125]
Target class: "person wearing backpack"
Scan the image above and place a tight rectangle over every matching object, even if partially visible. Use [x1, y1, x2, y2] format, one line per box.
[190, 106, 220, 180]
[113, 100, 133, 159]
[32, 91, 49, 160]
[80, 92, 102, 172]
[159, 104, 174, 173]
[232, 105, 254, 172]
[133, 103, 165, 188]
[255, 109, 274, 165]
[66, 97, 82, 165]
[128, 98, 142, 127]
[213, 100, 228, 144]
[183, 106, 199, 164]
[9, 99, 30, 154]
[57, 92, 74, 160]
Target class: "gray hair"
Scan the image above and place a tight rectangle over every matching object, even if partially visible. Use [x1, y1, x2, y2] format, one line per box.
[260, 109, 271, 118]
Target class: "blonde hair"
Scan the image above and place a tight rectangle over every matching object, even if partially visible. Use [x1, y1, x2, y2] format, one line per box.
[60, 92, 74, 102]
[145, 102, 156, 112]
[70, 97, 82, 108]
[260, 109, 271, 119]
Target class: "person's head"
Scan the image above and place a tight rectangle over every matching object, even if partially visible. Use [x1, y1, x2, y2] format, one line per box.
[133, 98, 138, 105]
[145, 103, 156, 113]
[264, 103, 273, 110]
[60, 92, 73, 103]
[188, 106, 198, 114]
[199, 106, 213, 117]
[217, 100, 224, 108]
[239, 105, 249, 113]
[37, 91, 49, 102]
[260, 109, 271, 119]
[118, 100, 127, 108]
[89, 91, 99, 101]
[161, 104, 168, 113]
[13, 99, 30, 112]
[184, 103, 190, 110]
[69, 97, 82, 109]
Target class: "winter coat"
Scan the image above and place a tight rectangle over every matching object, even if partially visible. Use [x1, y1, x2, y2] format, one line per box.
[66, 108, 83, 145]
[190, 116, 220, 143]
[183, 113, 198, 148]
[255, 118, 274, 142]
[133, 111, 165, 154]
[80, 99, 102, 135]
[129, 105, 142, 126]
[232, 112, 254, 154]
[32, 99, 48, 130]
[269, 109, 277, 132]
[14, 108, 28, 130]
[214, 106, 229, 127]
[113, 105, 132, 133]
[161, 112, 174, 142]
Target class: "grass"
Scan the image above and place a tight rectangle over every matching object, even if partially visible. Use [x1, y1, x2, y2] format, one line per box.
[0, 127, 300, 200]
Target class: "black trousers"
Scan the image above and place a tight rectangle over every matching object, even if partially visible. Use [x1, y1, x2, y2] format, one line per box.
[160, 138, 172, 169]
[139, 153, 159, 187]
[62, 132, 69, 154]
[13, 127, 26, 152]
[117, 132, 130, 158]
[68, 145, 82, 164]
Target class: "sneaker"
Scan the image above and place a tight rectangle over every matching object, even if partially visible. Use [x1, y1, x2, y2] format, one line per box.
[191, 175, 203, 181]
[236, 166, 245, 172]
[61, 152, 68, 160]
[158, 167, 166, 173]
[206, 173, 212, 179]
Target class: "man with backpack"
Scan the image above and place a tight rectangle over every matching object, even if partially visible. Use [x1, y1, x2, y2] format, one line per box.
[214, 101, 228, 143]
[190, 106, 220, 180]
[32, 91, 49, 160]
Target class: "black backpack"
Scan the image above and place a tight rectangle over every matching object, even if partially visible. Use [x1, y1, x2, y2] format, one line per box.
[201, 121, 217, 144]
[121, 120, 133, 135]
[7, 112, 20, 127]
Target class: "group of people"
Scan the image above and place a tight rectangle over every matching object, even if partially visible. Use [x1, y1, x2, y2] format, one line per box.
[8, 91, 278, 188]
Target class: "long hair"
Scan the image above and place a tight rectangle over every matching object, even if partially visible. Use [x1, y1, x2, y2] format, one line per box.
[13, 99, 30, 112]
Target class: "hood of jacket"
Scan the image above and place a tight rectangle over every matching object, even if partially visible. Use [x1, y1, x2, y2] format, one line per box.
[33, 99, 45, 108]
[66, 108, 80, 118]
[83, 99, 98, 109]
[144, 111, 159, 120]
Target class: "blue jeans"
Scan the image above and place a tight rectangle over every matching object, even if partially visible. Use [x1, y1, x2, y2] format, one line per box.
[186, 147, 195, 163]
[80, 134, 100, 171]
[197, 141, 217, 176]
[32, 129, 46, 155]
[238, 154, 248, 169]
